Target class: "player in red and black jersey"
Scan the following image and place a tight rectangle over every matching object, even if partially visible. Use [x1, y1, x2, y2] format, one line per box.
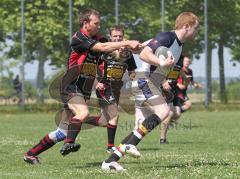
[176, 56, 202, 112]
[23, 8, 140, 164]
[84, 26, 137, 153]
[160, 56, 202, 144]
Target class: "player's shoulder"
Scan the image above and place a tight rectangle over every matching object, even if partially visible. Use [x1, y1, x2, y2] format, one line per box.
[155, 31, 176, 41]
[150, 31, 177, 47]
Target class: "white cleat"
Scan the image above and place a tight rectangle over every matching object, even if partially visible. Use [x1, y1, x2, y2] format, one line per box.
[120, 144, 141, 158]
[101, 161, 126, 171]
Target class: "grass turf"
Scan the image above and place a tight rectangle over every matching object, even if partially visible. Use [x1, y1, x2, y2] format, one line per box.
[0, 111, 239, 178]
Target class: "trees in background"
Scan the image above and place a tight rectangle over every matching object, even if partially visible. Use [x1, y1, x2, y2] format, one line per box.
[0, 0, 240, 104]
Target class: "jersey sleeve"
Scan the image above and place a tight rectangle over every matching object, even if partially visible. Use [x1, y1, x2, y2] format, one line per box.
[147, 32, 172, 53]
[71, 32, 98, 53]
[125, 54, 137, 71]
[189, 68, 194, 84]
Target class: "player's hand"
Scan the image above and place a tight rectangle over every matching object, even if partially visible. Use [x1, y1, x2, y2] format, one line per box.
[177, 83, 186, 90]
[194, 83, 203, 89]
[126, 40, 141, 51]
[96, 82, 105, 90]
[164, 51, 174, 67]
[162, 80, 172, 91]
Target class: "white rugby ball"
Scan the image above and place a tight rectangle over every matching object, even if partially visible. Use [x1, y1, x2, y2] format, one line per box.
[154, 46, 173, 75]
[155, 46, 169, 59]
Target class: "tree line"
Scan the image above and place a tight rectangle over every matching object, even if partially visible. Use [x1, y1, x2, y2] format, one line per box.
[0, 0, 239, 104]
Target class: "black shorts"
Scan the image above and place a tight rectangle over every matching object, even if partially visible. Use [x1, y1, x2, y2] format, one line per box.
[60, 77, 95, 103]
[96, 81, 123, 107]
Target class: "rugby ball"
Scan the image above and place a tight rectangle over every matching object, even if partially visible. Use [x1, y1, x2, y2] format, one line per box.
[154, 46, 173, 75]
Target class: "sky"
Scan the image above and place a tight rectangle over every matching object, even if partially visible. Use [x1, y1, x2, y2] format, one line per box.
[9, 47, 240, 80]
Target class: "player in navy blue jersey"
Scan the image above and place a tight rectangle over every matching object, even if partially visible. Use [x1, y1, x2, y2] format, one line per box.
[23, 8, 140, 165]
[102, 12, 200, 171]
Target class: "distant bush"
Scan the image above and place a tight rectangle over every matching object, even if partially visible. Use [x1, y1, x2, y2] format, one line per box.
[227, 79, 240, 101]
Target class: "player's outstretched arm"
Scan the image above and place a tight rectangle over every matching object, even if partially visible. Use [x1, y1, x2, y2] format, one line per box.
[91, 40, 140, 53]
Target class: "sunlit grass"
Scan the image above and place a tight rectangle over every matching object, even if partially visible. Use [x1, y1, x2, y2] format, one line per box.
[0, 111, 239, 178]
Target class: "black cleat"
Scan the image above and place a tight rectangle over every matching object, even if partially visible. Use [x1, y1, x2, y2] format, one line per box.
[60, 143, 81, 156]
[160, 139, 168, 144]
[23, 154, 40, 165]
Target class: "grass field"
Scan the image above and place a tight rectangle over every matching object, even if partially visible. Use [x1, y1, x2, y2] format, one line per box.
[0, 111, 240, 178]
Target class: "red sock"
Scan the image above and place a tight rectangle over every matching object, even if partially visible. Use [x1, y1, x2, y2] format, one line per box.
[27, 134, 55, 156]
[64, 118, 82, 143]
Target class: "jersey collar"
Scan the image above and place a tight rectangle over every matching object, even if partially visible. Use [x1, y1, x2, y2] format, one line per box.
[80, 28, 90, 37]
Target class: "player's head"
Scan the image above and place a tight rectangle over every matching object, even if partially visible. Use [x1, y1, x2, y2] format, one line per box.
[175, 12, 199, 41]
[183, 56, 191, 68]
[79, 9, 100, 36]
[109, 25, 124, 42]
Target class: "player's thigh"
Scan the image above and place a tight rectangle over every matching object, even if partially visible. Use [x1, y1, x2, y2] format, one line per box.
[145, 95, 170, 120]
[68, 95, 89, 119]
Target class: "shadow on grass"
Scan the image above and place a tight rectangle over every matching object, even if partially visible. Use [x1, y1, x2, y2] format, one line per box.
[139, 147, 160, 151]
[75, 162, 102, 169]
[133, 160, 234, 169]
[165, 160, 233, 168]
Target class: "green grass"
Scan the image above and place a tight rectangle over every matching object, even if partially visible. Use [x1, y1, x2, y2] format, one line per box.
[0, 111, 239, 178]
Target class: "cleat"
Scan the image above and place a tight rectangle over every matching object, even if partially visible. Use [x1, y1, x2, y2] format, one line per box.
[120, 144, 141, 158]
[160, 139, 168, 144]
[23, 154, 40, 165]
[106, 146, 116, 154]
[101, 161, 126, 171]
[60, 143, 81, 156]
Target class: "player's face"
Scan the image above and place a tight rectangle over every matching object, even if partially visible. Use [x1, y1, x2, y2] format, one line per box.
[186, 21, 199, 40]
[110, 30, 124, 42]
[86, 14, 100, 36]
[183, 57, 191, 67]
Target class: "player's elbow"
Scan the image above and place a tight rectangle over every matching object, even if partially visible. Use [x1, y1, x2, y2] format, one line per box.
[139, 50, 147, 61]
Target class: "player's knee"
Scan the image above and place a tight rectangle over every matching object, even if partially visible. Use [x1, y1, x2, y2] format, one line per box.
[155, 107, 170, 121]
[75, 110, 89, 121]
[174, 107, 181, 119]
[184, 101, 192, 110]
[48, 128, 67, 143]
[98, 118, 108, 126]
[162, 110, 173, 124]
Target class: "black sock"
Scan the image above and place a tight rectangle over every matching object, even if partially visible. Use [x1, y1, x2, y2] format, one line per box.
[105, 153, 121, 163]
[126, 134, 141, 146]
[65, 118, 82, 143]
[126, 114, 161, 146]
[107, 123, 117, 148]
[120, 132, 133, 145]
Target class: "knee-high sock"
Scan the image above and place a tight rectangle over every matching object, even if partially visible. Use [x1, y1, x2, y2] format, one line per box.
[107, 123, 117, 148]
[119, 132, 133, 146]
[65, 118, 82, 143]
[126, 114, 161, 146]
[27, 134, 55, 156]
[105, 114, 161, 163]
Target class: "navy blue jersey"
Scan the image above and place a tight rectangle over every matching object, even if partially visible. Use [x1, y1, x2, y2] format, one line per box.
[148, 31, 183, 74]
[136, 31, 183, 89]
